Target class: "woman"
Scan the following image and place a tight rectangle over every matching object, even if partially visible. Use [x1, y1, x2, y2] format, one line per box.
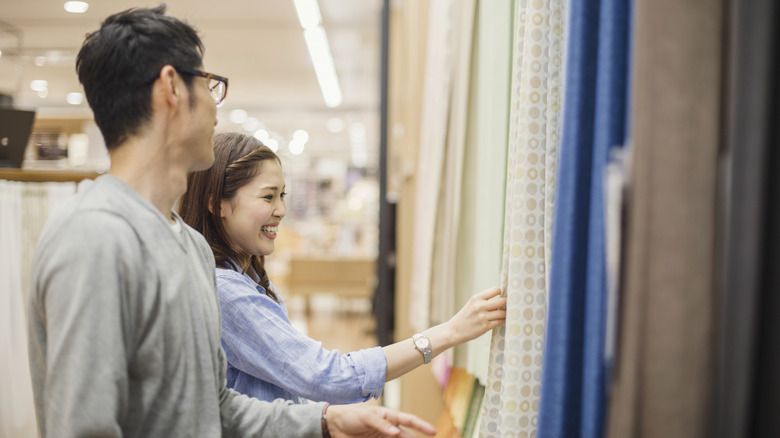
[180, 132, 506, 404]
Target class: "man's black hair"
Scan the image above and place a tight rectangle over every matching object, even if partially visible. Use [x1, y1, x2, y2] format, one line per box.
[76, 5, 204, 150]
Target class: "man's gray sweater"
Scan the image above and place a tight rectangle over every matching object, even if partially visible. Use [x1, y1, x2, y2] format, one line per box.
[27, 175, 322, 437]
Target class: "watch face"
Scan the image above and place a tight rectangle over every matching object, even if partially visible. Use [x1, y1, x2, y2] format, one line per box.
[415, 337, 429, 348]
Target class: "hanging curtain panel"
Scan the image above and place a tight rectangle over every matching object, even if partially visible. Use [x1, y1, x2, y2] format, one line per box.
[409, 0, 457, 332]
[479, 0, 566, 436]
[409, 0, 484, 335]
[455, 0, 512, 382]
[537, 0, 632, 437]
[606, 0, 723, 436]
[0, 181, 35, 438]
[0, 180, 77, 438]
[430, 0, 477, 328]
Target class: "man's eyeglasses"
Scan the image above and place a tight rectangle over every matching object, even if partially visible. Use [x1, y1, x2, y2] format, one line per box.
[174, 67, 229, 107]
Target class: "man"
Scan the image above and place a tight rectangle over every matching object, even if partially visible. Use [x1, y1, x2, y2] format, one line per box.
[26, 6, 435, 437]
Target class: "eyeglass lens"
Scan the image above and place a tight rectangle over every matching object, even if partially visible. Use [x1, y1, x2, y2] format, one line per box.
[209, 79, 225, 104]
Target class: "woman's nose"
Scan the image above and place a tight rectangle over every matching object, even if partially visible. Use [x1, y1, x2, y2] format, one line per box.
[275, 201, 286, 218]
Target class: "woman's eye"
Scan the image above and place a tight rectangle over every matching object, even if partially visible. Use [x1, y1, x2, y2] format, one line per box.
[280, 192, 287, 199]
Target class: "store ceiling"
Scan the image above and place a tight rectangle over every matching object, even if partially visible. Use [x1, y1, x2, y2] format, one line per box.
[0, 0, 382, 165]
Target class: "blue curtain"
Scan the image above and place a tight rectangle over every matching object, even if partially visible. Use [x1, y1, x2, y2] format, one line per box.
[538, 0, 632, 437]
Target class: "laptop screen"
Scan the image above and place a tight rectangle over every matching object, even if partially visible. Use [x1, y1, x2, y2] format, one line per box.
[0, 108, 36, 168]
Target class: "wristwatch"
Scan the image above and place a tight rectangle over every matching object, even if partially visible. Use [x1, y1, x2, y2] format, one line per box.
[412, 333, 432, 364]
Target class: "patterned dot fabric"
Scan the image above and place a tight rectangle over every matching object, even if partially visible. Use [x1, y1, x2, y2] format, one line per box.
[479, 0, 565, 436]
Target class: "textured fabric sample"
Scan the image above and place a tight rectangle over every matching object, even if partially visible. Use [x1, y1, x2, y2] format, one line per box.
[537, 0, 632, 437]
[605, 0, 723, 437]
[479, 0, 565, 436]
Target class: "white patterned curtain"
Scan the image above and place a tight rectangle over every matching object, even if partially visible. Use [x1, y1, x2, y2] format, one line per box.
[0, 180, 77, 438]
[479, 0, 566, 436]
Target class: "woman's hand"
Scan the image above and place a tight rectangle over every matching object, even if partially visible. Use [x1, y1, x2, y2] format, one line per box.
[444, 286, 507, 345]
[382, 286, 506, 381]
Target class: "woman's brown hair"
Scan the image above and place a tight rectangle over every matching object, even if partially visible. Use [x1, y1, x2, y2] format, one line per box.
[179, 131, 281, 301]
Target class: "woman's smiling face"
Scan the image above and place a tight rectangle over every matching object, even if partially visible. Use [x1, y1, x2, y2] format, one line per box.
[220, 159, 286, 257]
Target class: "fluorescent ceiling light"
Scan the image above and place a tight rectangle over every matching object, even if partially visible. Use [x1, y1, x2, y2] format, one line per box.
[350, 122, 367, 168]
[66, 92, 84, 105]
[229, 109, 248, 124]
[327, 117, 344, 133]
[242, 117, 261, 132]
[293, 0, 322, 30]
[64, 1, 89, 13]
[289, 139, 305, 155]
[254, 129, 270, 142]
[293, 129, 309, 144]
[30, 80, 48, 91]
[303, 27, 342, 108]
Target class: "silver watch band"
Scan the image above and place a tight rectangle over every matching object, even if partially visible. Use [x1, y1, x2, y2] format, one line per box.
[412, 333, 432, 364]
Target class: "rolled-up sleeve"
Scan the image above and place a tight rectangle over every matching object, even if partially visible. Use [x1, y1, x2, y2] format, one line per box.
[217, 270, 387, 404]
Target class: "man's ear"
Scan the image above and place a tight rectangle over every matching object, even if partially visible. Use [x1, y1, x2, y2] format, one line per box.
[151, 65, 180, 108]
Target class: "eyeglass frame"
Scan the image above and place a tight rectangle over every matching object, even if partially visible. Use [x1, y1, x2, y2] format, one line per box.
[173, 66, 229, 106]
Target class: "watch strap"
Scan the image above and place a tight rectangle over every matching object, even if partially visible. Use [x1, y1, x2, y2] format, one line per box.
[412, 333, 432, 364]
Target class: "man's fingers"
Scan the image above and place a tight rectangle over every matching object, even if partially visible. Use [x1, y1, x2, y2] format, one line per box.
[380, 409, 436, 436]
[360, 415, 399, 436]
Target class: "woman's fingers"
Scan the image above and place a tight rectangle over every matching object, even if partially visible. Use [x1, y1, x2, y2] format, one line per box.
[478, 286, 502, 299]
[488, 309, 508, 322]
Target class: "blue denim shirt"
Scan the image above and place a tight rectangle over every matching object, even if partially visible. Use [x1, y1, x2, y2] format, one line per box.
[216, 268, 387, 404]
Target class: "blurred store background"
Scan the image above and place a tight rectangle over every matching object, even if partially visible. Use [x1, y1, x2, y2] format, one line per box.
[0, 0, 382, 301]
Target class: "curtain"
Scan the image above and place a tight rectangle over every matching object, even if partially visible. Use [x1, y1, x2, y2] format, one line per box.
[479, 0, 566, 436]
[537, 0, 631, 437]
[0, 181, 35, 438]
[430, 0, 477, 328]
[605, 0, 724, 436]
[409, 0, 458, 331]
[0, 180, 77, 438]
[455, 0, 512, 382]
[714, 0, 778, 436]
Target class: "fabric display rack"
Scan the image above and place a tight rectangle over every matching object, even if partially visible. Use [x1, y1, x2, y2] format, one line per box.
[384, 1, 780, 437]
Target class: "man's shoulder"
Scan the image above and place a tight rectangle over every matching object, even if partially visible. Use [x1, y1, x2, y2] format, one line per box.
[35, 178, 151, 264]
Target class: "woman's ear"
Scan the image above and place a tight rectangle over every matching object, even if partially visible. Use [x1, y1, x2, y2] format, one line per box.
[218, 198, 231, 218]
[206, 195, 214, 215]
[207, 195, 221, 216]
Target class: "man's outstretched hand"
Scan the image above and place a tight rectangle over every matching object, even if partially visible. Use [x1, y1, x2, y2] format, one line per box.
[326, 404, 436, 437]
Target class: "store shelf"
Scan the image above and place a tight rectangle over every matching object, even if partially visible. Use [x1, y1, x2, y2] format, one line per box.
[0, 168, 100, 182]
